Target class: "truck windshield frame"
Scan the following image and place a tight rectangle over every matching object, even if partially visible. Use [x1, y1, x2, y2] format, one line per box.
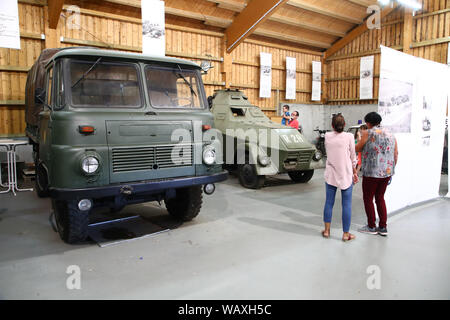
[145, 64, 206, 110]
[68, 58, 143, 109]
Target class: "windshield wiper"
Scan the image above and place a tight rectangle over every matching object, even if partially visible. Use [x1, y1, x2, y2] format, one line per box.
[176, 64, 197, 97]
[71, 57, 102, 89]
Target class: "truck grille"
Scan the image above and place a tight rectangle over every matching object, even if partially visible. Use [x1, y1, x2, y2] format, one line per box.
[112, 144, 193, 173]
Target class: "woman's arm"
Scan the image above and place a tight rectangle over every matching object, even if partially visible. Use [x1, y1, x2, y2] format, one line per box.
[355, 129, 368, 152]
[350, 134, 359, 183]
[394, 138, 398, 165]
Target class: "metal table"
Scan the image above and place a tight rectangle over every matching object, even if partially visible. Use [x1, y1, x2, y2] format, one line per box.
[0, 139, 33, 195]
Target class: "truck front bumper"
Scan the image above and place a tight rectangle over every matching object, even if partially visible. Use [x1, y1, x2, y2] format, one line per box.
[49, 171, 228, 200]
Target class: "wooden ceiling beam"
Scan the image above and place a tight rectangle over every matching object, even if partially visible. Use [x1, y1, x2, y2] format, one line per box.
[345, 0, 376, 7]
[324, 3, 398, 59]
[47, 0, 64, 29]
[253, 28, 331, 49]
[224, 0, 289, 53]
[286, 0, 363, 24]
[207, 0, 347, 38]
[270, 13, 346, 38]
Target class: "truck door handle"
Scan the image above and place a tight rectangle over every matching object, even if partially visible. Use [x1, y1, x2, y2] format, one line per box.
[145, 111, 157, 116]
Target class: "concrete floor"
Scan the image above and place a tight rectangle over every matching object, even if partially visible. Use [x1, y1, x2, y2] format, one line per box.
[0, 169, 449, 299]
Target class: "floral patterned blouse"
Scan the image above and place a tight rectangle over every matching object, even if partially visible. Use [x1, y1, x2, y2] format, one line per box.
[361, 126, 396, 178]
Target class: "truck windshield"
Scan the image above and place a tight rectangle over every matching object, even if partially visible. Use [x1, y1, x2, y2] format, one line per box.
[70, 60, 141, 108]
[145, 65, 205, 109]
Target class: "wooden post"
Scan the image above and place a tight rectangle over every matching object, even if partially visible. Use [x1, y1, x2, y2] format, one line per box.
[403, 7, 413, 55]
[44, 5, 60, 48]
[222, 37, 233, 88]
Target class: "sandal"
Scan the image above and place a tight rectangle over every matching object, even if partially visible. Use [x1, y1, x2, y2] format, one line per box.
[342, 233, 356, 242]
[321, 230, 330, 238]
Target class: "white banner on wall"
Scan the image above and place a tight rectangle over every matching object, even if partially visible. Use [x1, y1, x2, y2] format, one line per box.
[311, 61, 321, 101]
[286, 57, 296, 100]
[360, 55, 374, 99]
[379, 46, 450, 212]
[259, 52, 272, 98]
[0, 0, 20, 49]
[142, 0, 165, 56]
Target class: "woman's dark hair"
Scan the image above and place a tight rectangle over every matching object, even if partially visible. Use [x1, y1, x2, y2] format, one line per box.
[332, 114, 345, 133]
[364, 112, 382, 126]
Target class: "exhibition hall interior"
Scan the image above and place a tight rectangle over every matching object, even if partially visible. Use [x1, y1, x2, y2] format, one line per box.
[0, 0, 449, 301]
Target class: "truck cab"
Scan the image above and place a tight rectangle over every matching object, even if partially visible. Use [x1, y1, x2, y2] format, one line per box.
[25, 47, 227, 243]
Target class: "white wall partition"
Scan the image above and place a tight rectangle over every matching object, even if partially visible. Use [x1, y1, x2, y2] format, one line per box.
[379, 46, 450, 212]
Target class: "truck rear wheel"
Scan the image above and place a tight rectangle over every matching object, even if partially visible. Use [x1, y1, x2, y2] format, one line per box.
[165, 186, 203, 221]
[52, 199, 89, 244]
[237, 164, 265, 189]
[288, 170, 314, 183]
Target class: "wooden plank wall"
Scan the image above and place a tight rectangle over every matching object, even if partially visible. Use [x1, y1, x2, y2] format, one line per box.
[0, 0, 323, 136]
[325, 0, 450, 105]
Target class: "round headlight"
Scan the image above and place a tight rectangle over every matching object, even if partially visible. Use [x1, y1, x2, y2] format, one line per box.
[203, 147, 216, 165]
[258, 155, 271, 167]
[81, 156, 99, 174]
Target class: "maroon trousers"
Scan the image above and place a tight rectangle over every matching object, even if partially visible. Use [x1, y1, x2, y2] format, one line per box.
[362, 176, 391, 229]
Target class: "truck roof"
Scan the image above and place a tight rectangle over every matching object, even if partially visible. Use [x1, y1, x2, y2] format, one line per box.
[47, 47, 201, 69]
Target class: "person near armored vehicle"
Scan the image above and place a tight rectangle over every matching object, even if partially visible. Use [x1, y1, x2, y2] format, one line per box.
[281, 105, 290, 125]
[322, 114, 358, 242]
[356, 112, 398, 237]
[288, 111, 300, 130]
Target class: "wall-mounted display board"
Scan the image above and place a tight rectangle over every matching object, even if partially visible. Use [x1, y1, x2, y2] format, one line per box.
[379, 46, 450, 212]
[0, 0, 20, 49]
[142, 0, 165, 56]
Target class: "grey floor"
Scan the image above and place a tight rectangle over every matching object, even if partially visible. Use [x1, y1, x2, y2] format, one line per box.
[0, 169, 449, 300]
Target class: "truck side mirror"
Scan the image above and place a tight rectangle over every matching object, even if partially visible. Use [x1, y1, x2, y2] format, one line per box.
[35, 87, 45, 104]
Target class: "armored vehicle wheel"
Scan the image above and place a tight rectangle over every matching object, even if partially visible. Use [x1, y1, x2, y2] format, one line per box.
[35, 162, 49, 198]
[288, 170, 314, 183]
[238, 164, 265, 189]
[165, 186, 203, 221]
[52, 199, 89, 244]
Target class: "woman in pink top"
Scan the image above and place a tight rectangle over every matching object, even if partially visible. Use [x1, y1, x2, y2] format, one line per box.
[322, 114, 359, 241]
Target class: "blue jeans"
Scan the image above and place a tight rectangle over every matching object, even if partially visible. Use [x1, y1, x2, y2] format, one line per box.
[323, 183, 353, 233]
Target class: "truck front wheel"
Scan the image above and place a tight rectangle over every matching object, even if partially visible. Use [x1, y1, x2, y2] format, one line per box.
[165, 186, 203, 221]
[288, 170, 314, 183]
[237, 164, 265, 189]
[52, 199, 89, 244]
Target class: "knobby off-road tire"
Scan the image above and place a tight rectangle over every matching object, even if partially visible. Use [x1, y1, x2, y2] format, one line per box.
[237, 163, 265, 189]
[52, 199, 89, 244]
[288, 170, 314, 183]
[165, 186, 203, 221]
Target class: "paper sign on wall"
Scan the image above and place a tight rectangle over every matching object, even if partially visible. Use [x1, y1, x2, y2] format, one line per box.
[360, 55, 374, 99]
[311, 61, 321, 101]
[142, 0, 165, 56]
[259, 52, 272, 98]
[285, 57, 296, 100]
[0, 0, 20, 49]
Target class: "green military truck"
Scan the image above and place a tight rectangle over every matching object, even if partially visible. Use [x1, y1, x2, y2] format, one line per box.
[209, 89, 316, 189]
[25, 47, 227, 243]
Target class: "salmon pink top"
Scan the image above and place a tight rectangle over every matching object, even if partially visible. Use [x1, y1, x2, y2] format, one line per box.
[324, 131, 357, 190]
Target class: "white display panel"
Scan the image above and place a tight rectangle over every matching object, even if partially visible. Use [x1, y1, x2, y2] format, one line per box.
[379, 46, 450, 212]
[285, 57, 296, 100]
[311, 61, 321, 101]
[259, 52, 272, 98]
[360, 55, 374, 99]
[0, 0, 20, 50]
[142, 0, 165, 56]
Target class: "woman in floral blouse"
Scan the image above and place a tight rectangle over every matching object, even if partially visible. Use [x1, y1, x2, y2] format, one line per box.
[356, 112, 398, 236]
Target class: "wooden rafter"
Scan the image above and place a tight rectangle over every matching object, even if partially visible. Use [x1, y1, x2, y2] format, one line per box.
[47, 0, 64, 29]
[225, 0, 289, 53]
[345, 0, 376, 7]
[286, 0, 363, 24]
[324, 3, 398, 59]
[253, 28, 331, 49]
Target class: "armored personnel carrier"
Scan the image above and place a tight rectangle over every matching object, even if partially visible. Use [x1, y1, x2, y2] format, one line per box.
[209, 89, 315, 189]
